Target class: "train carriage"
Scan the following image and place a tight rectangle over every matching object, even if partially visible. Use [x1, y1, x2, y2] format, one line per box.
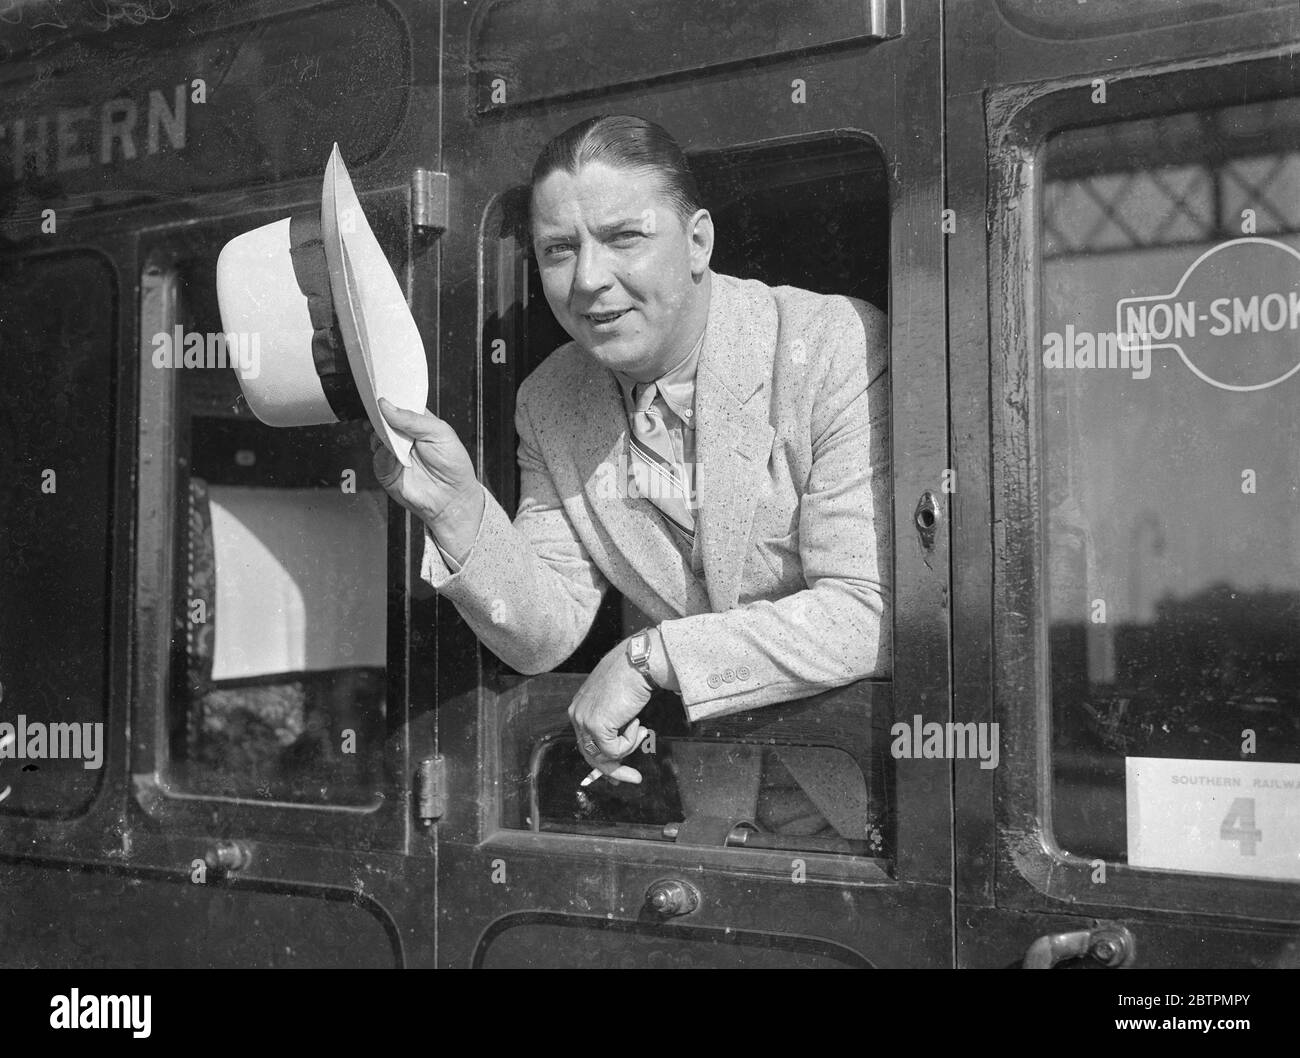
[0, 0, 1296, 969]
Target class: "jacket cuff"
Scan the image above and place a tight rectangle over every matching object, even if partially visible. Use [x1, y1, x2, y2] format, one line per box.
[657, 615, 773, 723]
[419, 483, 491, 588]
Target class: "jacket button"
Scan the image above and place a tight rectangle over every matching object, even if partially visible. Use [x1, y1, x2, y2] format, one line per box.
[737, 665, 751, 680]
[722, 668, 735, 683]
[706, 673, 721, 689]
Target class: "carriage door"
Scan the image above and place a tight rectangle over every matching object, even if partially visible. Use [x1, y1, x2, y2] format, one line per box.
[430, 0, 951, 968]
[949, 1, 1300, 967]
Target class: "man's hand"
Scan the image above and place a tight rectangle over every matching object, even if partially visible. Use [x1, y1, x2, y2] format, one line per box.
[371, 398, 485, 559]
[569, 640, 655, 783]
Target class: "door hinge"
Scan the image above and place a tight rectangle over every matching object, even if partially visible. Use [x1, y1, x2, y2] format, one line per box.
[415, 755, 447, 824]
[411, 169, 450, 234]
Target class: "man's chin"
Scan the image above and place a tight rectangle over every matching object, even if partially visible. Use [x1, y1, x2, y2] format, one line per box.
[578, 339, 649, 376]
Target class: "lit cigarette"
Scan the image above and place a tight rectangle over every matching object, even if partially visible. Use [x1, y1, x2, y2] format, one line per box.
[579, 768, 603, 787]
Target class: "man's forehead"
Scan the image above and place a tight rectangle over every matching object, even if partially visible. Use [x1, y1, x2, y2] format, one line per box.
[531, 164, 673, 231]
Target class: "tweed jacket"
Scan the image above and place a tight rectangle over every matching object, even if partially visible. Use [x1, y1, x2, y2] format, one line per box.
[421, 271, 891, 722]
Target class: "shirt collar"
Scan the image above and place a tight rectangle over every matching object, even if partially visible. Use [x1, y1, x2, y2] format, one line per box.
[613, 326, 706, 424]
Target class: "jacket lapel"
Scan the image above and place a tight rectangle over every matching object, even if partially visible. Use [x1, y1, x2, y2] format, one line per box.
[695, 274, 777, 611]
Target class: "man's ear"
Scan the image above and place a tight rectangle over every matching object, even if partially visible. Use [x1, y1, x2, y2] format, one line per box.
[687, 208, 714, 277]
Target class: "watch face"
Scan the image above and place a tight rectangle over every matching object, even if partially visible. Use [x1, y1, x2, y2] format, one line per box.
[629, 632, 651, 663]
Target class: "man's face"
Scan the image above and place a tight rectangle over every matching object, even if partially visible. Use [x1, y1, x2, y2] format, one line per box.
[531, 161, 711, 380]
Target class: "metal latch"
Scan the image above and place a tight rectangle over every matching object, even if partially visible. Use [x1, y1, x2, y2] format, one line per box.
[415, 756, 447, 824]
[867, 0, 904, 38]
[411, 169, 450, 234]
[663, 817, 757, 847]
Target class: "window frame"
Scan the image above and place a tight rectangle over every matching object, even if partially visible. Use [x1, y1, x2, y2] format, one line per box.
[988, 50, 1300, 923]
[130, 201, 411, 853]
[473, 132, 900, 886]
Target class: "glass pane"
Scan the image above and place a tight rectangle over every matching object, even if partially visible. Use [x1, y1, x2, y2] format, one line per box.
[532, 733, 882, 856]
[487, 139, 893, 859]
[163, 256, 389, 807]
[502, 682, 892, 857]
[0, 253, 115, 815]
[1042, 98, 1300, 872]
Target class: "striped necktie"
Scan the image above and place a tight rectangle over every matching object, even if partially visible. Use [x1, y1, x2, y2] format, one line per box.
[628, 381, 696, 541]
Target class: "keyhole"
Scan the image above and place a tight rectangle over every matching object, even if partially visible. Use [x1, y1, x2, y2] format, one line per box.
[914, 492, 940, 550]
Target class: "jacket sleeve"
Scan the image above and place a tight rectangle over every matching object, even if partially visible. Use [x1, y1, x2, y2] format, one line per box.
[419, 386, 609, 674]
[657, 299, 891, 722]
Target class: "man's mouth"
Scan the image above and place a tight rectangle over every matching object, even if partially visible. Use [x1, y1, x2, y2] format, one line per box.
[583, 308, 631, 326]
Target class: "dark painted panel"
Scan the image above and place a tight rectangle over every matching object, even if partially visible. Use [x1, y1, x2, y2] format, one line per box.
[959, 905, 1300, 969]
[949, 0, 1299, 99]
[0, 1, 409, 215]
[996, 0, 1294, 41]
[476, 913, 870, 968]
[0, 250, 115, 818]
[0, 0, 230, 63]
[436, 837, 953, 968]
[0, 861, 399, 968]
[472, 0, 898, 110]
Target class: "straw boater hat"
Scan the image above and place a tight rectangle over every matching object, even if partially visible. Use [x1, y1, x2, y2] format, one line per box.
[216, 144, 428, 466]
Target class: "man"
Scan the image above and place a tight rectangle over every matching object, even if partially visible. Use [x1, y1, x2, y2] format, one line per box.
[375, 115, 890, 784]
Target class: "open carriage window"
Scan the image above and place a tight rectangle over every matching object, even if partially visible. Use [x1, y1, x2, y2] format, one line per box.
[1041, 97, 1300, 876]
[483, 136, 893, 860]
[140, 219, 402, 809]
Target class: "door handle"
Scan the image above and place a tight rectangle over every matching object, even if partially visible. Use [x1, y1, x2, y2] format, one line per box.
[1023, 924, 1136, 968]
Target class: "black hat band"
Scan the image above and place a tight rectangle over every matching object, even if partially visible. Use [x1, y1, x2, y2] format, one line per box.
[288, 212, 368, 424]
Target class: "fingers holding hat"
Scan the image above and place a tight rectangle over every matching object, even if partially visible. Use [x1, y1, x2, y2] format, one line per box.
[370, 433, 402, 491]
[373, 397, 481, 526]
[378, 399, 476, 481]
[378, 398, 445, 439]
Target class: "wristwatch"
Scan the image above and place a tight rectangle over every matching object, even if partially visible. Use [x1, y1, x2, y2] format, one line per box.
[626, 629, 658, 688]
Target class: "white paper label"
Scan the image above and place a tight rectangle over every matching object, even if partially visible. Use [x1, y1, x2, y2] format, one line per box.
[1126, 757, 1300, 881]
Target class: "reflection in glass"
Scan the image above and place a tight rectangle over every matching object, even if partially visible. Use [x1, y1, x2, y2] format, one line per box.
[166, 261, 388, 806]
[531, 734, 881, 856]
[1042, 98, 1300, 861]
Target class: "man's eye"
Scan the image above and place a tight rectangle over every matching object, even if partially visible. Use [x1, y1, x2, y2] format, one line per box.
[611, 231, 644, 246]
[543, 243, 574, 257]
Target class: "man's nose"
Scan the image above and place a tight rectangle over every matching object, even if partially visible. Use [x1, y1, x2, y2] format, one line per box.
[572, 241, 615, 296]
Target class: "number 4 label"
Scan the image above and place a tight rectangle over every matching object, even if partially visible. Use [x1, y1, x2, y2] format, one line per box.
[1126, 757, 1300, 881]
[1219, 798, 1262, 856]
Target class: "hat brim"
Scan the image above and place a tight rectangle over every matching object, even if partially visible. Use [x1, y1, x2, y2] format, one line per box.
[320, 144, 428, 468]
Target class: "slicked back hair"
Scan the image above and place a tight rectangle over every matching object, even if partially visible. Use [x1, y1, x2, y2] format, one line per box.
[529, 115, 702, 227]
